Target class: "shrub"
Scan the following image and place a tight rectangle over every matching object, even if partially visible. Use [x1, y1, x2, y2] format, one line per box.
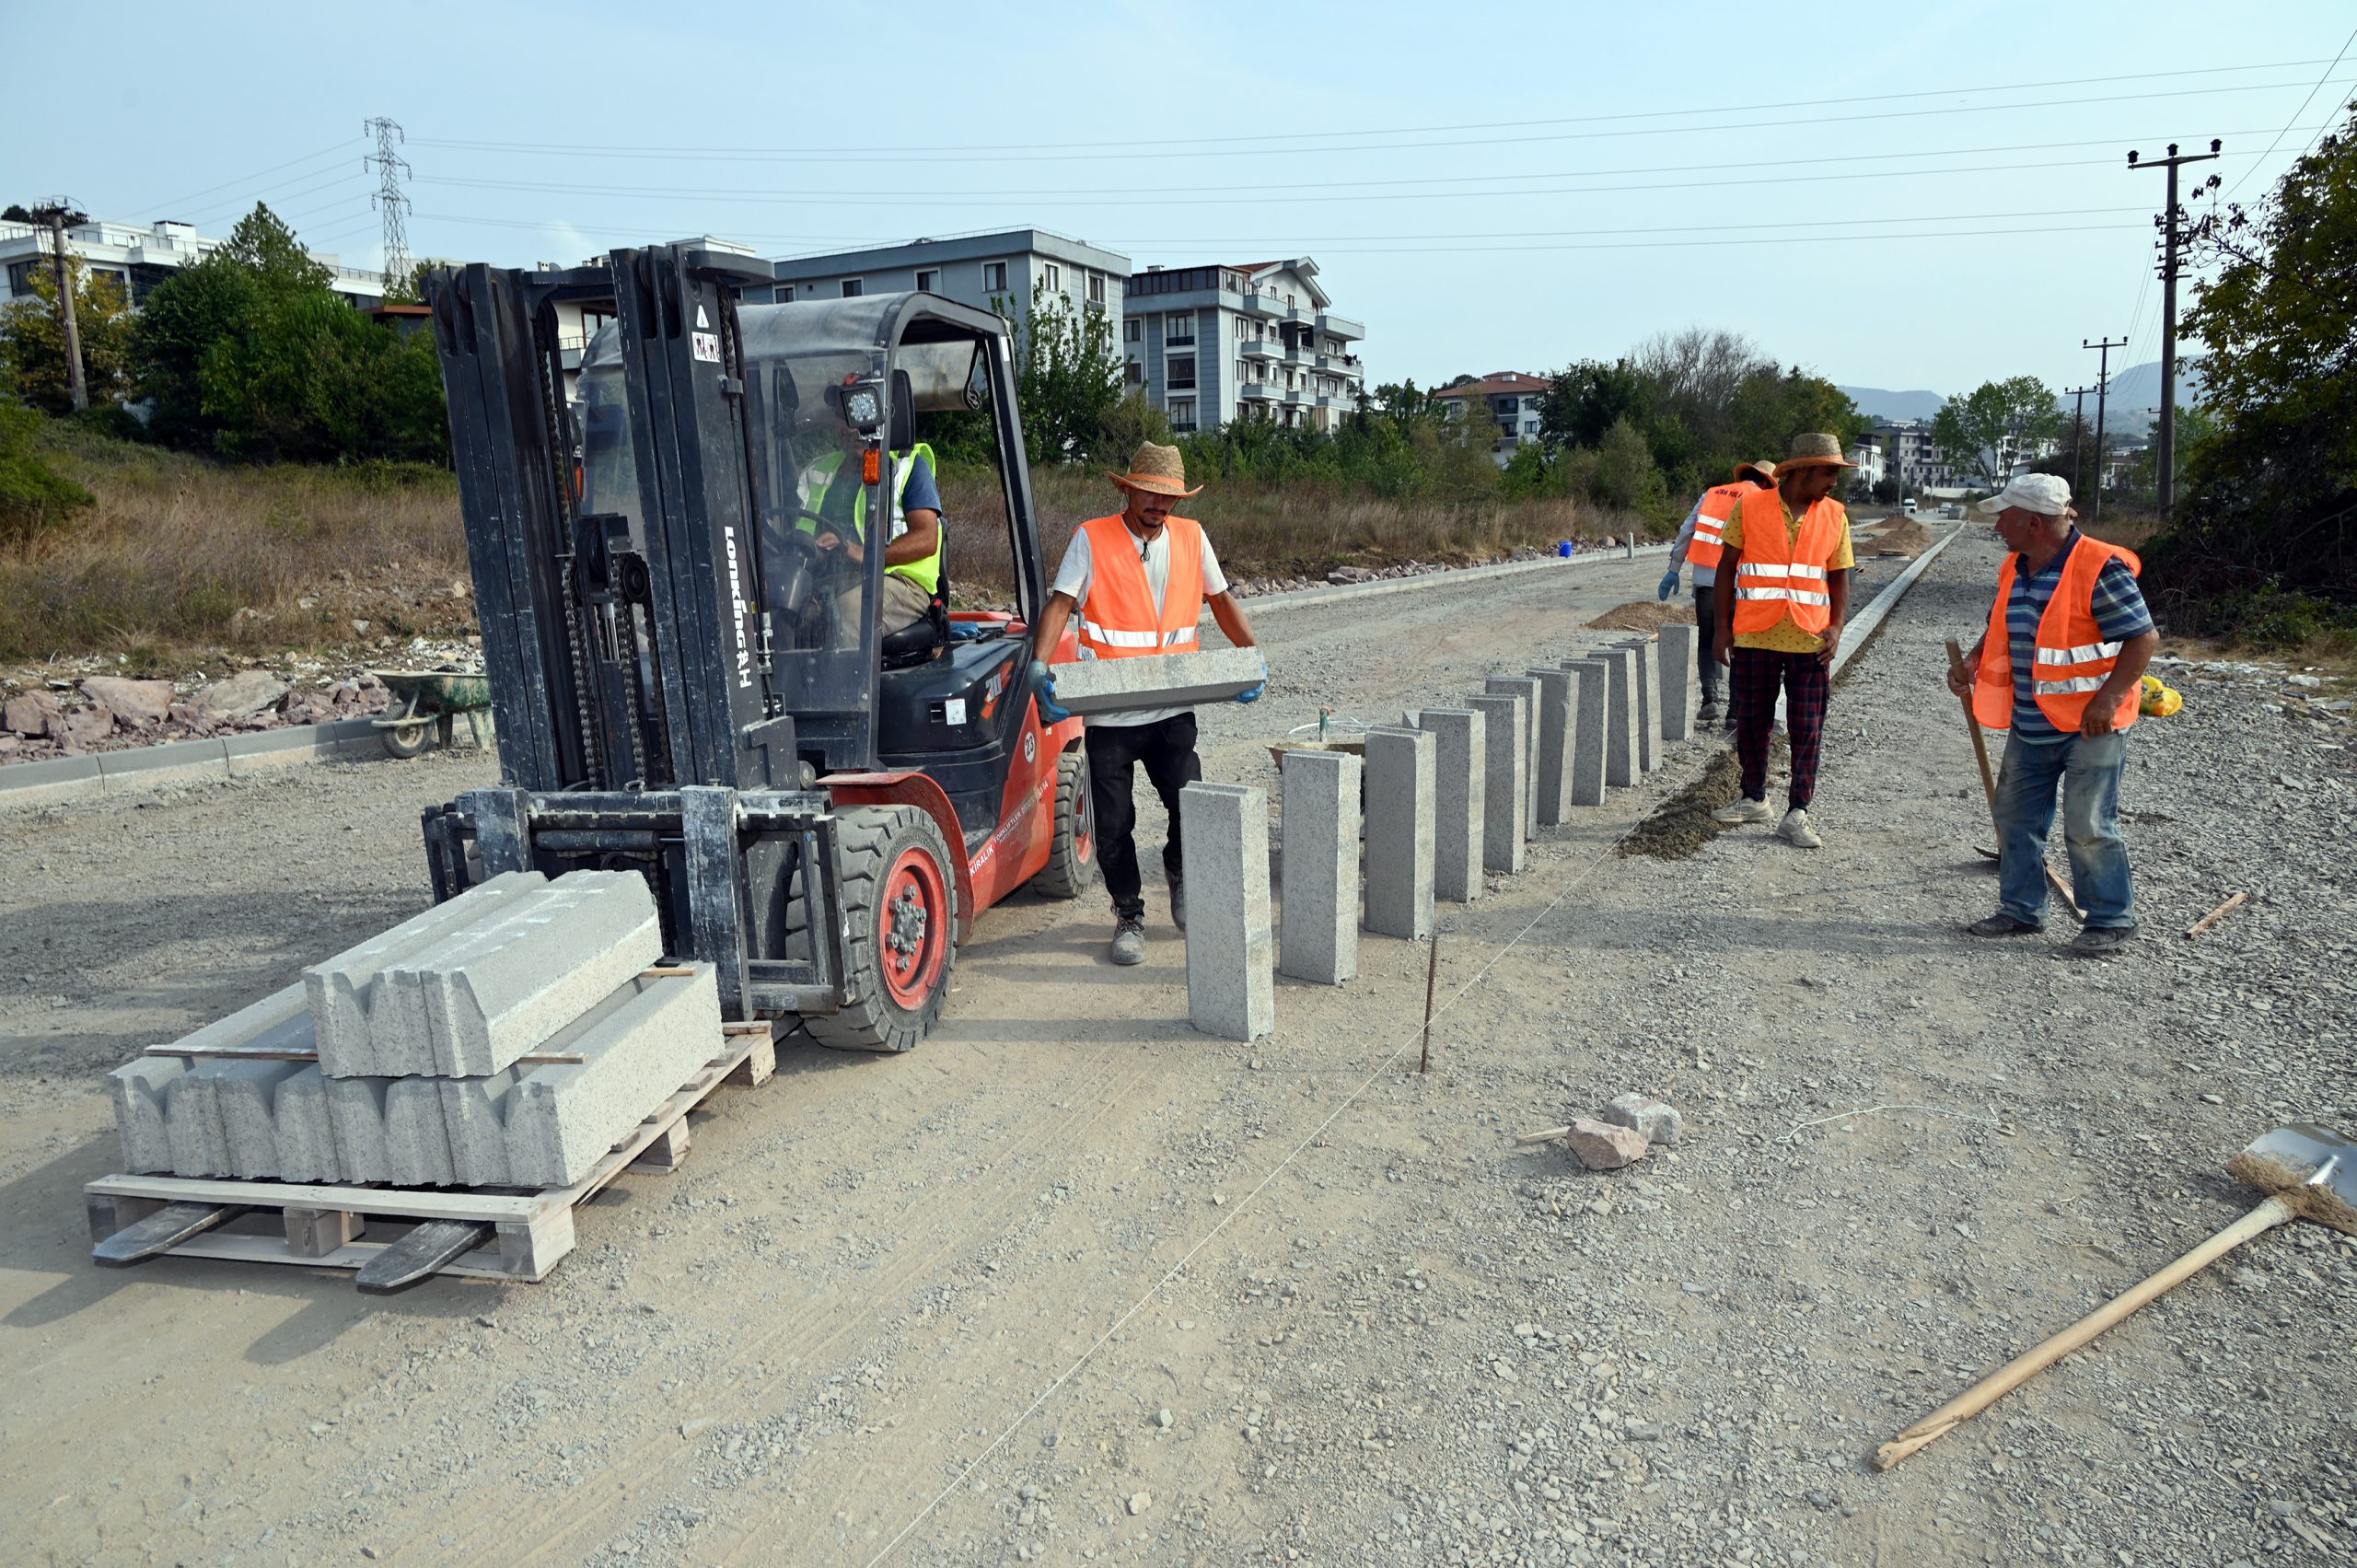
[0, 405, 94, 544]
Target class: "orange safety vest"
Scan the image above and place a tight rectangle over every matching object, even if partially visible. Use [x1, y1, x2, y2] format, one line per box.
[1974, 535, 2143, 734]
[1071, 513, 1206, 660]
[1729, 488, 1845, 635]
[1688, 482, 1750, 571]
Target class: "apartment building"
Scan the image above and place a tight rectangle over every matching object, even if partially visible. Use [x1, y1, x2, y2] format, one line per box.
[0, 215, 389, 309]
[1431, 371, 1550, 466]
[768, 227, 1129, 330]
[1124, 259, 1365, 434]
[1871, 419, 1960, 493]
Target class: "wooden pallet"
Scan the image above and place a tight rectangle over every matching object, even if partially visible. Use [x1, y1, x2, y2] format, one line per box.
[84, 1023, 776, 1287]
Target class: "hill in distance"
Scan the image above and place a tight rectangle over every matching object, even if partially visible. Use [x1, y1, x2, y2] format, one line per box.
[1838, 362, 2201, 426]
[1839, 386, 1946, 421]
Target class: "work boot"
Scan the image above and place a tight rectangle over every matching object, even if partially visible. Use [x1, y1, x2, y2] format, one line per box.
[2068, 924, 2137, 958]
[1697, 699, 1724, 726]
[1712, 796, 1773, 826]
[1777, 807, 1823, 848]
[1967, 912, 2044, 937]
[1167, 877, 1187, 931]
[1109, 915, 1146, 966]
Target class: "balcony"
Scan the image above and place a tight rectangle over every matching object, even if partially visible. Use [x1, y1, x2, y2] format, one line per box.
[1237, 381, 1274, 400]
[1235, 292, 1274, 319]
[1315, 312, 1365, 341]
[1279, 384, 1308, 403]
[1239, 340, 1273, 358]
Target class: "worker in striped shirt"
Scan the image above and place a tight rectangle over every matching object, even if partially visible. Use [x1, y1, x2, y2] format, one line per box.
[1946, 474, 2157, 955]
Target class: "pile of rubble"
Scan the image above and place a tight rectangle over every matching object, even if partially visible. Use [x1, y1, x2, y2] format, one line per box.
[0, 670, 394, 761]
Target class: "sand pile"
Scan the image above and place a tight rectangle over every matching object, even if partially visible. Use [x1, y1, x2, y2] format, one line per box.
[1586, 600, 1698, 633]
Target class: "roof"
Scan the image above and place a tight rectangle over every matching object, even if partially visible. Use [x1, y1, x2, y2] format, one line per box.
[1435, 371, 1552, 401]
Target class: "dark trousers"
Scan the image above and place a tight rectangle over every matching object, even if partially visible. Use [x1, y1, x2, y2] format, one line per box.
[1085, 712, 1201, 920]
[1731, 646, 1830, 808]
[1693, 583, 1724, 703]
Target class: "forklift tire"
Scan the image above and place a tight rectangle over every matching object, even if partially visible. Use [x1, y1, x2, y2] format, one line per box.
[1029, 745, 1097, 899]
[805, 804, 958, 1054]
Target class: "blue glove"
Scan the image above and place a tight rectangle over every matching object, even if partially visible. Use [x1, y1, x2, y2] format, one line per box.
[1234, 681, 1265, 705]
[1031, 659, 1071, 723]
[1656, 568, 1680, 601]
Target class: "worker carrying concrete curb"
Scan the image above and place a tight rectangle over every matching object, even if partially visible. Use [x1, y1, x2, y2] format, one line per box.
[1945, 473, 2158, 956]
[1711, 433, 1856, 849]
[1661, 458, 1777, 726]
[1028, 442, 1263, 968]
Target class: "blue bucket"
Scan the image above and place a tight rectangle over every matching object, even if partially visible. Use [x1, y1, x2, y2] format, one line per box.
[1557, 540, 1574, 558]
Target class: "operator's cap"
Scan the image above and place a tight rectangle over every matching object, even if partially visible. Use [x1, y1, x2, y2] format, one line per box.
[1975, 473, 2075, 517]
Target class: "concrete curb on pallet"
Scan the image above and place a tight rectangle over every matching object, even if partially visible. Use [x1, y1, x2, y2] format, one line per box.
[1241, 542, 1674, 617]
[0, 715, 467, 809]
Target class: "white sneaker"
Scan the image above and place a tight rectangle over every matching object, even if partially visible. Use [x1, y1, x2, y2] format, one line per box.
[1778, 807, 1823, 848]
[1713, 796, 1773, 826]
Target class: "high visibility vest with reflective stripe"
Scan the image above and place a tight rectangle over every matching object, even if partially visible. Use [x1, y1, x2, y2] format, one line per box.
[796, 441, 943, 595]
[1688, 482, 1749, 571]
[1729, 488, 1845, 635]
[1973, 535, 2143, 734]
[1072, 513, 1205, 660]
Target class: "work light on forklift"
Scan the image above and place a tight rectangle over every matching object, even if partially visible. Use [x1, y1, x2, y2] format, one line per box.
[840, 380, 885, 431]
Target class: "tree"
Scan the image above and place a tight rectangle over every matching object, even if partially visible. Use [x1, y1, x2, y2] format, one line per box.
[0, 403, 94, 543]
[995, 278, 1125, 466]
[1590, 415, 1666, 512]
[1536, 359, 1651, 451]
[0, 253, 133, 412]
[1931, 376, 2064, 488]
[2142, 101, 2357, 630]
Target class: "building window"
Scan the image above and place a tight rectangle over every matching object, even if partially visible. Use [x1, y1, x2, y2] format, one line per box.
[1126, 359, 1142, 384]
[842, 279, 863, 298]
[1168, 397, 1196, 433]
[982, 261, 1006, 293]
[1043, 262, 1062, 292]
[915, 269, 937, 293]
[1124, 319, 1140, 343]
[1167, 354, 1196, 390]
[1164, 313, 1193, 346]
[1088, 273, 1105, 305]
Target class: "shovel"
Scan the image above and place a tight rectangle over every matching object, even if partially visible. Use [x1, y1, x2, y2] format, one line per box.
[1875, 1123, 2357, 1469]
[1943, 638, 2083, 921]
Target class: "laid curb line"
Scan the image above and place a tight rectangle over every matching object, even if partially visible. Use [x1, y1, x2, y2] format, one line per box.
[0, 716, 397, 809]
[1243, 542, 1673, 616]
[1830, 524, 1965, 679]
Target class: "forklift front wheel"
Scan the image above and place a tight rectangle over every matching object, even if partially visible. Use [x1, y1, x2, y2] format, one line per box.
[1029, 744, 1097, 899]
[806, 804, 958, 1053]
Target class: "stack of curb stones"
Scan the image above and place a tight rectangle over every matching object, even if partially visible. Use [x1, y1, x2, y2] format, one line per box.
[108, 870, 721, 1190]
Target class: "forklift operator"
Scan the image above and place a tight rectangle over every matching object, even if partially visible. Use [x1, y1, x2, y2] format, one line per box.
[799, 437, 945, 636]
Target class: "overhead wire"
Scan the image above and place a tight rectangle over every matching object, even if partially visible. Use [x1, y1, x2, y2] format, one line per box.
[2223, 27, 2355, 197]
[127, 137, 361, 216]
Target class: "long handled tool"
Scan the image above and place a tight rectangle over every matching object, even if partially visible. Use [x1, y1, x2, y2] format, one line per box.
[1943, 638, 2083, 921]
[1875, 1123, 2357, 1470]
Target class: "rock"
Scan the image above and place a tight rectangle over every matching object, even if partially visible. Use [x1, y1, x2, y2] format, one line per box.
[3, 690, 63, 737]
[1600, 1093, 1683, 1146]
[1327, 566, 1376, 585]
[61, 705, 115, 745]
[1126, 1492, 1151, 1516]
[1624, 1421, 1663, 1441]
[194, 670, 290, 719]
[79, 677, 174, 726]
[1566, 1118, 1650, 1171]
[352, 619, 373, 636]
[1154, 1408, 1173, 1429]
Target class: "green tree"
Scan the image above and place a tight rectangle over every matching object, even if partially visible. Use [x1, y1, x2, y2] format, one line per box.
[1537, 359, 1650, 451]
[1590, 415, 1666, 511]
[994, 278, 1125, 467]
[1930, 375, 2063, 489]
[0, 404, 94, 543]
[0, 254, 134, 413]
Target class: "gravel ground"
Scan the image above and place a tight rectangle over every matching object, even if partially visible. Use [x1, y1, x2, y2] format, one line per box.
[1, 533, 2350, 1567]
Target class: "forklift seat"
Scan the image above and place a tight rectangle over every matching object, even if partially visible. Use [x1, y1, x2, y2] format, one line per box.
[880, 525, 951, 669]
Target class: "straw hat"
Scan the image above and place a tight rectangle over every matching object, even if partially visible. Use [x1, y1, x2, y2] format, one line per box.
[1109, 440, 1203, 498]
[1779, 433, 1856, 471]
[1732, 459, 1778, 484]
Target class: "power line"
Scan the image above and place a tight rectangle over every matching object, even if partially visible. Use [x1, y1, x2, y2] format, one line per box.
[127, 138, 361, 217]
[181, 162, 369, 227]
[412, 56, 2338, 163]
[2223, 28, 2354, 196]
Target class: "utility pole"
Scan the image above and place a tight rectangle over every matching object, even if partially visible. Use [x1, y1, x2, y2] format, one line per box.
[2062, 384, 2097, 501]
[29, 197, 87, 412]
[364, 117, 412, 297]
[2128, 139, 2221, 516]
[2082, 335, 2127, 525]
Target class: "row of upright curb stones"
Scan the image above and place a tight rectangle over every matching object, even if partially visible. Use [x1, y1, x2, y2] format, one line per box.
[107, 869, 722, 1189]
[1175, 624, 1702, 1040]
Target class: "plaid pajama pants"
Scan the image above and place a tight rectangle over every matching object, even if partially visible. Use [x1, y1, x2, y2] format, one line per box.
[1731, 646, 1830, 809]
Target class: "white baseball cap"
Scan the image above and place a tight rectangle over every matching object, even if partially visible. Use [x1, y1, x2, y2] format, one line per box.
[1975, 473, 2075, 517]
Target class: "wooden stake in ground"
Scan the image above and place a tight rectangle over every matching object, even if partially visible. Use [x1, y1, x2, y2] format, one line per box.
[1418, 932, 1440, 1074]
[1943, 638, 2083, 921]
[2184, 890, 2247, 939]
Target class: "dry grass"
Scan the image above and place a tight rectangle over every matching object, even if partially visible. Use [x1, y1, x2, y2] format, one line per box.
[0, 432, 472, 665]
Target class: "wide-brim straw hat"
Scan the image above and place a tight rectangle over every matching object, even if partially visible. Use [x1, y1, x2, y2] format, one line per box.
[1109, 440, 1203, 498]
[1732, 459, 1778, 484]
[1779, 433, 1856, 471]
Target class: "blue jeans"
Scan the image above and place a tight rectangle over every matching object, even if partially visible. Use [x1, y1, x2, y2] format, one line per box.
[1994, 731, 2136, 929]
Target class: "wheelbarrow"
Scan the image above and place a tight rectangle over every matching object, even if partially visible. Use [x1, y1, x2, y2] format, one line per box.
[371, 669, 492, 759]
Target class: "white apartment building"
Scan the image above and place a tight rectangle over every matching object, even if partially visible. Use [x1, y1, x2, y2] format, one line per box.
[1431, 371, 1550, 466]
[1872, 419, 1960, 493]
[1124, 259, 1365, 434]
[0, 215, 389, 309]
[769, 227, 1128, 332]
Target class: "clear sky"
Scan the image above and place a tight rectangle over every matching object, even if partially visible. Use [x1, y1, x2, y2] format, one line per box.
[3, 1, 2349, 400]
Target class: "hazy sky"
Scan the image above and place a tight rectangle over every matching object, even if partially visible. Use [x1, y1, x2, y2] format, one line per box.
[4, 2, 2349, 398]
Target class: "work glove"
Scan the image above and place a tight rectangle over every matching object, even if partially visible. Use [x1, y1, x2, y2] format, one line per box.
[1656, 568, 1680, 601]
[1030, 658, 1071, 724]
[1234, 681, 1265, 705]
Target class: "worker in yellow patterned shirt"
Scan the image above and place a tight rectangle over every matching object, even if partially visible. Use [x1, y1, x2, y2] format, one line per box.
[1709, 433, 1856, 849]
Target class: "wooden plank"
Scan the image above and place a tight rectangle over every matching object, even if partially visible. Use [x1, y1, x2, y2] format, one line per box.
[136, 1230, 528, 1282]
[726, 1034, 776, 1088]
[627, 1118, 691, 1175]
[87, 1174, 547, 1222]
[284, 1206, 366, 1257]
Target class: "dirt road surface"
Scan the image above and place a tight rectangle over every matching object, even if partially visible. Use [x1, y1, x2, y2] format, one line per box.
[4, 538, 2352, 1566]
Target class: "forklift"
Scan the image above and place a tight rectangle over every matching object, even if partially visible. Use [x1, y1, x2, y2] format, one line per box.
[421, 245, 1096, 1052]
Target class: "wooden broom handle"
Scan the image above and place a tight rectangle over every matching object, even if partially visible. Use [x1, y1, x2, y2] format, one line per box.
[1875, 1194, 2293, 1470]
[1945, 637, 2084, 919]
